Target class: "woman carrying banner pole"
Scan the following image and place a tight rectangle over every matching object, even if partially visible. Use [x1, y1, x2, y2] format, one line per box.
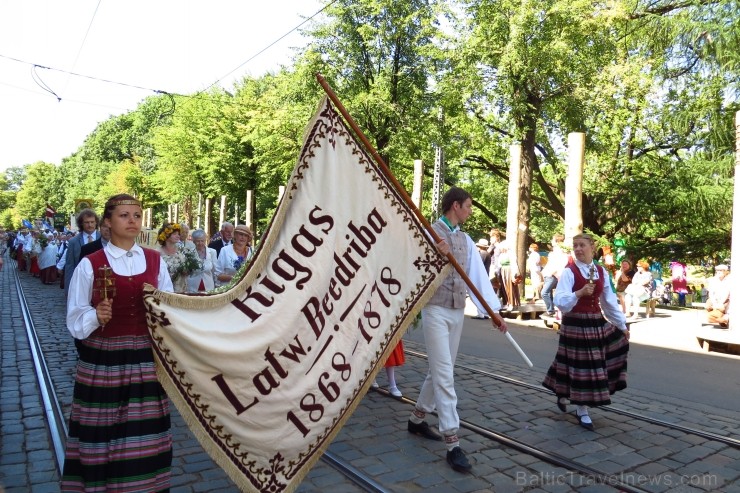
[62, 193, 174, 492]
[406, 187, 508, 473]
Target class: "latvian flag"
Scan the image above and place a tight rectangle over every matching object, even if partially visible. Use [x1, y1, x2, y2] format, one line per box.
[45, 204, 56, 218]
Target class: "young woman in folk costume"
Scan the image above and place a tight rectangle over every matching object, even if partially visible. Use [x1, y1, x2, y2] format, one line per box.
[543, 233, 629, 431]
[371, 341, 405, 397]
[62, 194, 174, 492]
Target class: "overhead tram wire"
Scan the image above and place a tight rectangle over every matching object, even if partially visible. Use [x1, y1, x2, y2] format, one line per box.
[61, 0, 103, 97]
[197, 0, 337, 94]
[0, 1, 336, 113]
[161, 0, 337, 119]
[0, 53, 171, 99]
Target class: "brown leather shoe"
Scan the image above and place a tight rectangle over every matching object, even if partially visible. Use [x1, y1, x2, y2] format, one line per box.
[407, 420, 442, 441]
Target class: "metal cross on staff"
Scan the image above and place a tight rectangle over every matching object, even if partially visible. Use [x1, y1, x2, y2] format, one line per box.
[95, 265, 116, 300]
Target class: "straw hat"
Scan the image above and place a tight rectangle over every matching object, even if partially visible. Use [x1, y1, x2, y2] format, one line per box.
[234, 224, 252, 236]
[476, 238, 489, 249]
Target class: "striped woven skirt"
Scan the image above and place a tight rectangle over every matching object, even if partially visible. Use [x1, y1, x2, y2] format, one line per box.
[61, 334, 172, 492]
[542, 312, 629, 407]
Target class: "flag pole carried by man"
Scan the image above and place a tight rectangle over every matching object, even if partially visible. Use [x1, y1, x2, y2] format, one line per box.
[315, 74, 532, 367]
[142, 76, 532, 493]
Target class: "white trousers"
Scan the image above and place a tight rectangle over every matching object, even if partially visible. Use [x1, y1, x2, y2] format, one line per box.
[416, 304, 465, 436]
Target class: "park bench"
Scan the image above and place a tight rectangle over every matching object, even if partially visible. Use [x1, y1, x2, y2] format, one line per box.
[696, 326, 739, 355]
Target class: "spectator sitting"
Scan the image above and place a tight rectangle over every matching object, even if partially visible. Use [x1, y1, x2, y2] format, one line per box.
[706, 265, 730, 327]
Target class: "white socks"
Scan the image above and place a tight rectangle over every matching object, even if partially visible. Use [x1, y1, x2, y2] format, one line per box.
[577, 405, 592, 424]
[386, 367, 397, 388]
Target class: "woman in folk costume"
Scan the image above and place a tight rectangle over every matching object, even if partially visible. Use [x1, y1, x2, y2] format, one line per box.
[157, 222, 193, 293]
[38, 233, 59, 284]
[670, 260, 689, 306]
[187, 229, 219, 293]
[372, 341, 405, 397]
[624, 260, 654, 319]
[28, 229, 42, 277]
[542, 233, 629, 431]
[63, 194, 174, 492]
[496, 240, 520, 310]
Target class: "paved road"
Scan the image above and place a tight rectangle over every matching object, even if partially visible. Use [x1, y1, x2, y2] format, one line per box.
[404, 301, 740, 413]
[2, 258, 739, 492]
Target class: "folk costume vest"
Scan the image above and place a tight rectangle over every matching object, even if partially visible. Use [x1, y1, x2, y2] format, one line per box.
[566, 258, 605, 314]
[88, 248, 161, 337]
[427, 219, 470, 309]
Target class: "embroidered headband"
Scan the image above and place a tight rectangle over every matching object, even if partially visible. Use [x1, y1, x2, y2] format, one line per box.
[108, 198, 142, 207]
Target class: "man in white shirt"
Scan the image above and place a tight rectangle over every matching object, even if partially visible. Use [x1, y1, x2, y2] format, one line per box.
[407, 187, 507, 473]
[706, 264, 730, 327]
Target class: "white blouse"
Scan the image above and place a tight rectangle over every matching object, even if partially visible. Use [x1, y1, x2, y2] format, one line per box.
[214, 244, 254, 285]
[554, 258, 627, 330]
[66, 243, 173, 339]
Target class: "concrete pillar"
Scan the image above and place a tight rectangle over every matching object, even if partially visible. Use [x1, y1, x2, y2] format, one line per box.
[245, 190, 255, 232]
[506, 143, 522, 255]
[196, 193, 203, 230]
[564, 132, 585, 245]
[219, 195, 227, 227]
[731, 112, 740, 331]
[412, 159, 424, 209]
[205, 198, 213, 239]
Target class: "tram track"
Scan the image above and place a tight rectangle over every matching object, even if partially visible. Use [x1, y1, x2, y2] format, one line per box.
[10, 259, 388, 493]
[405, 348, 740, 449]
[372, 386, 651, 493]
[363, 347, 739, 492]
[12, 264, 67, 474]
[11, 257, 736, 492]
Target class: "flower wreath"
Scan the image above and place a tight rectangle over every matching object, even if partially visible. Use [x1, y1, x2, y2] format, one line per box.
[157, 224, 181, 245]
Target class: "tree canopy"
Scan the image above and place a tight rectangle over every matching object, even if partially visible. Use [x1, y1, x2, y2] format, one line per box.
[2, 0, 737, 265]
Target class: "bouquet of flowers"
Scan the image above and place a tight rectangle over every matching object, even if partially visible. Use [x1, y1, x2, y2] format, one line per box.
[164, 245, 202, 280]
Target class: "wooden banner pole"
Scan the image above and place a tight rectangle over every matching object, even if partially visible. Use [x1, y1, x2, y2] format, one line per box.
[315, 73, 532, 367]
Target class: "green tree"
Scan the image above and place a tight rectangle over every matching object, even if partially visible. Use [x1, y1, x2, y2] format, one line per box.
[14, 162, 59, 223]
[0, 172, 18, 229]
[451, 0, 737, 264]
[302, 0, 448, 178]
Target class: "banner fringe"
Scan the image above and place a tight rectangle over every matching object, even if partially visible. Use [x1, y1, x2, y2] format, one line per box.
[145, 96, 451, 492]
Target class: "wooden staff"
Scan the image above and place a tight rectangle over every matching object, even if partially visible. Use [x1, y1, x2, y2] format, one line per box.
[315, 73, 533, 368]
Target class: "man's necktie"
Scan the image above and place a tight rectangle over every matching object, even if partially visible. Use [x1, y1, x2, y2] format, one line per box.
[87, 234, 93, 244]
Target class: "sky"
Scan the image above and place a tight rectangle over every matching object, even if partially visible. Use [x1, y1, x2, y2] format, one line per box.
[0, 0, 325, 174]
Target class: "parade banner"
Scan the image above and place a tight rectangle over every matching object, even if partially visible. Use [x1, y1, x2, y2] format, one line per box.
[143, 97, 450, 493]
[74, 199, 93, 212]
